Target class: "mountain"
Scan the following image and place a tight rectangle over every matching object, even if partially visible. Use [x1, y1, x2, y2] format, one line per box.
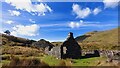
[75, 28, 120, 50]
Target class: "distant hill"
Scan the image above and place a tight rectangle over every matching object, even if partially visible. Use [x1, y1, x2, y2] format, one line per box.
[1, 33, 36, 46]
[51, 42, 63, 46]
[1, 33, 54, 49]
[32, 39, 54, 50]
[75, 28, 120, 50]
[75, 28, 119, 43]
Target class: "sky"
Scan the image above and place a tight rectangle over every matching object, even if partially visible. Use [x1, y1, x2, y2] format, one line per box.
[0, 0, 119, 42]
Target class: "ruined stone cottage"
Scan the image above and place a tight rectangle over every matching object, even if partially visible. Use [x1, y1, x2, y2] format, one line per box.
[45, 32, 82, 59]
[61, 32, 82, 59]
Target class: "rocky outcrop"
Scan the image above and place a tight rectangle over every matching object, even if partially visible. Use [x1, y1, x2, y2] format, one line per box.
[60, 32, 82, 59]
[32, 39, 54, 50]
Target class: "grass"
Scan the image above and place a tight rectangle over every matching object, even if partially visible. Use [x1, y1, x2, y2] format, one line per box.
[41, 55, 61, 66]
[2, 45, 44, 57]
[1, 54, 11, 60]
[76, 28, 119, 50]
[1, 45, 111, 66]
[37, 55, 108, 66]
[1, 60, 10, 65]
[2, 45, 62, 66]
[2, 56, 50, 67]
[1, 54, 106, 66]
[1, 45, 49, 67]
[72, 57, 106, 66]
[0, 56, 110, 67]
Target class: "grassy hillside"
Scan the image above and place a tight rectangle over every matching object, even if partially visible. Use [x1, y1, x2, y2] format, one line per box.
[1, 33, 36, 46]
[1, 33, 54, 49]
[1, 29, 120, 67]
[75, 28, 120, 50]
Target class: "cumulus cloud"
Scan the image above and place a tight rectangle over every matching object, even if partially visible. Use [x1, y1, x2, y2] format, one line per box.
[93, 8, 101, 15]
[4, 20, 14, 24]
[72, 4, 102, 18]
[5, 0, 52, 16]
[11, 24, 40, 36]
[29, 19, 35, 23]
[72, 4, 91, 18]
[69, 20, 83, 28]
[8, 10, 21, 16]
[103, 0, 119, 8]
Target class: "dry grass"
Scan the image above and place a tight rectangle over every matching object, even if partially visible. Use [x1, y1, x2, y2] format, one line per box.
[76, 28, 119, 50]
[2, 56, 50, 68]
[2, 45, 44, 57]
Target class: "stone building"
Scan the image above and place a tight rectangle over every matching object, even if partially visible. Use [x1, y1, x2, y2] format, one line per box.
[45, 32, 82, 59]
[45, 46, 61, 58]
[60, 32, 82, 59]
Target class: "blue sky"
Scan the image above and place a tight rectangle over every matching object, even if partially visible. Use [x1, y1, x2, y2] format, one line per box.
[1, 0, 119, 42]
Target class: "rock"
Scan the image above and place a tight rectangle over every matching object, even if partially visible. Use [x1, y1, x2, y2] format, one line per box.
[32, 39, 54, 50]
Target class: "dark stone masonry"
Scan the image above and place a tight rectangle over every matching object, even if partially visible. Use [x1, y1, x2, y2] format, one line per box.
[60, 32, 82, 59]
[45, 32, 82, 59]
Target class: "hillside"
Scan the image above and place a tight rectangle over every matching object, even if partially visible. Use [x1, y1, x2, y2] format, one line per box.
[1, 33, 54, 49]
[75, 28, 120, 50]
[76, 28, 119, 43]
[1, 29, 120, 67]
[1, 33, 36, 46]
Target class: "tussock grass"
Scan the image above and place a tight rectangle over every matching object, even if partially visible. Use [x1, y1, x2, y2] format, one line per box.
[2, 56, 50, 68]
[2, 46, 44, 57]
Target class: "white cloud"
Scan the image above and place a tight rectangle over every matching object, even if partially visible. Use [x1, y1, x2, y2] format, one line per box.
[68, 20, 84, 28]
[103, 0, 119, 8]
[11, 24, 40, 36]
[8, 10, 21, 16]
[93, 8, 102, 15]
[80, 20, 83, 23]
[72, 4, 103, 18]
[4, 20, 14, 24]
[68, 20, 116, 29]
[72, 4, 91, 18]
[29, 19, 35, 23]
[5, 0, 52, 16]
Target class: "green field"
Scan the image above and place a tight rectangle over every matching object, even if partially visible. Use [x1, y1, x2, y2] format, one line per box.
[0, 45, 108, 66]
